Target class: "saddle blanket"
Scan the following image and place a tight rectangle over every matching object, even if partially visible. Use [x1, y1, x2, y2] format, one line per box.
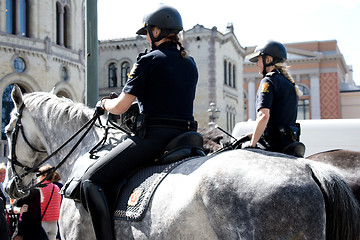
[113, 158, 192, 221]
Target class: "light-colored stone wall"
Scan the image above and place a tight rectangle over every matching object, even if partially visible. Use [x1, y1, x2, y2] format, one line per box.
[0, 0, 86, 138]
[98, 24, 246, 130]
[341, 91, 360, 118]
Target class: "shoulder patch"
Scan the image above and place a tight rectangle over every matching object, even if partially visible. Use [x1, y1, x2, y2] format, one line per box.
[128, 63, 139, 79]
[261, 82, 270, 93]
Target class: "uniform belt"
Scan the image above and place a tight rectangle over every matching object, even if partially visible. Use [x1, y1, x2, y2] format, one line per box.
[147, 118, 197, 131]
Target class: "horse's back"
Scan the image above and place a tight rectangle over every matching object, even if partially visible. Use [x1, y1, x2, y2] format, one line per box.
[115, 149, 326, 239]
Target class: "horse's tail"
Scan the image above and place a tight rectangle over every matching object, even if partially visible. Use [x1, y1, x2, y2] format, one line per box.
[308, 162, 360, 240]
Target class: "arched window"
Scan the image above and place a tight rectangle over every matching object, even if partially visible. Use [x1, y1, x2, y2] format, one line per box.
[61, 66, 69, 81]
[56, 1, 70, 48]
[228, 63, 232, 87]
[64, 6, 70, 48]
[108, 63, 117, 88]
[121, 62, 130, 87]
[226, 106, 236, 133]
[6, 0, 13, 33]
[297, 85, 310, 120]
[56, 2, 62, 45]
[233, 65, 236, 88]
[224, 60, 227, 85]
[6, 0, 29, 36]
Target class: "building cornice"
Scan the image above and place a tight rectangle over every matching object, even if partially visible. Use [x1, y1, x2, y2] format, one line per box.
[0, 34, 84, 68]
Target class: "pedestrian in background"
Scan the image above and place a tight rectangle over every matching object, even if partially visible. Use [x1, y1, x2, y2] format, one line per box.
[12, 188, 48, 240]
[38, 165, 61, 240]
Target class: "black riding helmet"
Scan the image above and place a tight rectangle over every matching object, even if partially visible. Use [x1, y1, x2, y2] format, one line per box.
[247, 41, 287, 77]
[136, 5, 183, 48]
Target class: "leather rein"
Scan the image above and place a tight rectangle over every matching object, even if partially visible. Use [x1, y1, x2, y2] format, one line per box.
[9, 103, 101, 193]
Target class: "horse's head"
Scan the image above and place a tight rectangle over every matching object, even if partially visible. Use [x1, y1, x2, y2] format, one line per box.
[4, 85, 49, 199]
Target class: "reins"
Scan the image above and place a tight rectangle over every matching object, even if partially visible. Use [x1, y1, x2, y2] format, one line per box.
[10, 103, 102, 192]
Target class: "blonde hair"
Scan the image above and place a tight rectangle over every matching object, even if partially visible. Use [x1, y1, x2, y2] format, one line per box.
[275, 63, 303, 96]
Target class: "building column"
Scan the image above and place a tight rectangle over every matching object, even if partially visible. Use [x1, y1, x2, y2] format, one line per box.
[310, 73, 321, 119]
[0, 0, 5, 32]
[248, 79, 256, 121]
[28, 0, 37, 38]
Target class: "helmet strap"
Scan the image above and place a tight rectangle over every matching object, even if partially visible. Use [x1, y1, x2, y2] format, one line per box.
[262, 55, 269, 77]
[147, 25, 169, 50]
[262, 55, 280, 77]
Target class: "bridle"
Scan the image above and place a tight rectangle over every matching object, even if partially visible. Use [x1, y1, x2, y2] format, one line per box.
[9, 103, 101, 193]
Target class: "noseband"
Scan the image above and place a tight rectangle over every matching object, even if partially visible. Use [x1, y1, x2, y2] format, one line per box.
[9, 103, 100, 193]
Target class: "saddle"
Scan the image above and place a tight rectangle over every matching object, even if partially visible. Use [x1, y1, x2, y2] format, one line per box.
[281, 141, 306, 158]
[61, 131, 205, 204]
[155, 131, 205, 164]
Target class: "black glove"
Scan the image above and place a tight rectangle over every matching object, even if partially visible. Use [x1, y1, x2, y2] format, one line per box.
[109, 92, 118, 99]
[95, 100, 105, 116]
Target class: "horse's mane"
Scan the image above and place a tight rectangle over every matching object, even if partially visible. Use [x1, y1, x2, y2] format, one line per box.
[22, 92, 93, 129]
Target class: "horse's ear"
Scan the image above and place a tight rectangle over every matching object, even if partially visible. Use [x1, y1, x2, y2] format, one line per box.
[49, 87, 55, 95]
[11, 84, 24, 109]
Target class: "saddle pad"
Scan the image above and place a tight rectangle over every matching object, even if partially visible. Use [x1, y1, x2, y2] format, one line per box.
[113, 158, 191, 221]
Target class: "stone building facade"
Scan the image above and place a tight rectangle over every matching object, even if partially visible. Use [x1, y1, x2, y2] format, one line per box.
[99, 24, 246, 131]
[243, 40, 359, 120]
[0, 0, 86, 140]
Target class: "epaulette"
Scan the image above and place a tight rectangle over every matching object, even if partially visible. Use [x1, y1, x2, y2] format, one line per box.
[266, 72, 276, 77]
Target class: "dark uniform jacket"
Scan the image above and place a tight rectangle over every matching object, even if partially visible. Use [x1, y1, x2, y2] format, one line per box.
[256, 69, 298, 151]
[123, 41, 198, 121]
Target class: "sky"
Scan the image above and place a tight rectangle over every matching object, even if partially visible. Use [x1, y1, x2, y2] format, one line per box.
[98, 0, 360, 85]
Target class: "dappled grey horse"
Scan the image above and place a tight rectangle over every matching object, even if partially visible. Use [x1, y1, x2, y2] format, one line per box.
[4, 85, 360, 240]
[308, 149, 360, 204]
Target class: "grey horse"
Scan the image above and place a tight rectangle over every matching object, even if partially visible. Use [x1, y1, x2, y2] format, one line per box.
[4, 85, 360, 240]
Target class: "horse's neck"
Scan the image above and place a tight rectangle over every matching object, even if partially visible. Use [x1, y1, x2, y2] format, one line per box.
[33, 110, 102, 181]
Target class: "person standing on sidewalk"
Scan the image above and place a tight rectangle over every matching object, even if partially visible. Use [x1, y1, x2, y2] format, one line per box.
[38, 164, 62, 240]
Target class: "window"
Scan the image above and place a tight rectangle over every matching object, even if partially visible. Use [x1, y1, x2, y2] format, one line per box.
[233, 65, 236, 88]
[6, 0, 29, 36]
[13, 57, 26, 73]
[108, 63, 117, 88]
[6, 0, 13, 34]
[64, 6, 70, 47]
[56, 1, 70, 47]
[297, 85, 310, 120]
[224, 60, 227, 85]
[224, 60, 236, 89]
[61, 66, 69, 81]
[226, 106, 236, 133]
[121, 62, 130, 87]
[228, 64, 232, 87]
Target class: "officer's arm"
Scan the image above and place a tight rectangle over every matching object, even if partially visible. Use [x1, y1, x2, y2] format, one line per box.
[250, 108, 270, 147]
[103, 92, 137, 115]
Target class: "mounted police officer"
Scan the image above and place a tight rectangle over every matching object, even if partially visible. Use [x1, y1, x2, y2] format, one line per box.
[242, 41, 305, 157]
[81, 4, 198, 239]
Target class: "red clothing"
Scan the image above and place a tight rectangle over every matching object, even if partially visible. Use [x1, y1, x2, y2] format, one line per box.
[40, 181, 61, 221]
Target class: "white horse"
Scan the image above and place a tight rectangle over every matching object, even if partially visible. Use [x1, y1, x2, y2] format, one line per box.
[4, 85, 360, 240]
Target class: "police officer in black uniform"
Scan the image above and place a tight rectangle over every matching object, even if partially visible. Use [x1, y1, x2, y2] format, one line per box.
[81, 5, 198, 240]
[243, 41, 304, 156]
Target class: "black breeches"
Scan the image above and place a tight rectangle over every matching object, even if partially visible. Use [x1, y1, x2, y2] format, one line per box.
[82, 127, 186, 186]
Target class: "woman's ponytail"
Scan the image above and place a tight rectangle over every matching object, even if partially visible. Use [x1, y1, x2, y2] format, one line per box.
[275, 63, 303, 96]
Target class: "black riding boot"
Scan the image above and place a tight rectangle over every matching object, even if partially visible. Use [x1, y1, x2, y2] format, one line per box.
[82, 180, 114, 240]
